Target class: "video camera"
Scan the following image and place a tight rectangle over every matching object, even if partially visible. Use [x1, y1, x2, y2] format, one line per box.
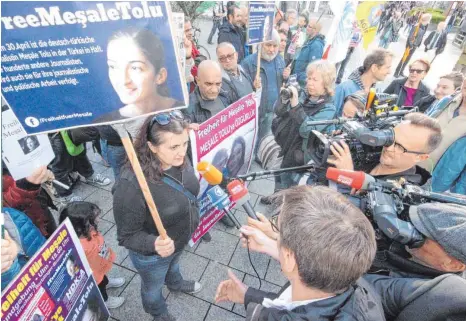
[326, 168, 466, 248]
[304, 90, 417, 171]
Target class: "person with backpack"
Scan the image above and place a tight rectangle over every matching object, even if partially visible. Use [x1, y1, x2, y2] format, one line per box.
[261, 60, 336, 204]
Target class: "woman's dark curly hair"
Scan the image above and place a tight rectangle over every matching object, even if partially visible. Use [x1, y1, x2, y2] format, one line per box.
[133, 115, 190, 182]
[59, 201, 101, 240]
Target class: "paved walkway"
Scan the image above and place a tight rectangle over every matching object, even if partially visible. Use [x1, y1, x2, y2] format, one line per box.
[75, 146, 282, 321]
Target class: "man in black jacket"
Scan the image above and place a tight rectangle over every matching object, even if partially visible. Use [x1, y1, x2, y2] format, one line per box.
[216, 42, 254, 103]
[218, 5, 245, 63]
[216, 186, 383, 320]
[394, 13, 431, 77]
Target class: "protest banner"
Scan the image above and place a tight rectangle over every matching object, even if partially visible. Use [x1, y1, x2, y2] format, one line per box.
[247, 1, 275, 45]
[247, 1, 275, 82]
[325, 0, 358, 64]
[189, 93, 259, 245]
[172, 12, 186, 74]
[1, 101, 54, 180]
[356, 1, 385, 50]
[1, 1, 187, 135]
[1, 218, 109, 321]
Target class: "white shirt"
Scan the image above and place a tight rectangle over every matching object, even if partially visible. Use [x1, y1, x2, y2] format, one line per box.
[262, 286, 335, 311]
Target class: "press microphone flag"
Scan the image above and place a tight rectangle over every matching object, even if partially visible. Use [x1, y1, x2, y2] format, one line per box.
[197, 161, 224, 186]
[326, 167, 375, 190]
[206, 185, 241, 229]
[227, 180, 259, 220]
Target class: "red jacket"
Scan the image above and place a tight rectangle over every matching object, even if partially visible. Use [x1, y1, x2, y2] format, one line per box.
[2, 174, 52, 237]
[80, 230, 115, 284]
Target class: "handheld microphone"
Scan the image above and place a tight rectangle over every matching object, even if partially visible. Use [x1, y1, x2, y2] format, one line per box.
[206, 185, 241, 229]
[227, 180, 259, 220]
[326, 167, 375, 190]
[197, 161, 224, 185]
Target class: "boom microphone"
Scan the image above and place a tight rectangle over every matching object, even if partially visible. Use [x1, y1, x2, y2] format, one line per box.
[326, 167, 375, 190]
[197, 161, 224, 186]
[227, 180, 259, 220]
[206, 185, 241, 229]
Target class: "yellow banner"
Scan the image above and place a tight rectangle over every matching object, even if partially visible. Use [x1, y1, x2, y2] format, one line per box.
[356, 1, 385, 49]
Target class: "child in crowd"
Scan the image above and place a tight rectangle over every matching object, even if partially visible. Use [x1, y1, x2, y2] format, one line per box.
[59, 201, 126, 309]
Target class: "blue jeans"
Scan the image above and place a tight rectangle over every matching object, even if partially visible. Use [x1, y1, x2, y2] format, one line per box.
[100, 139, 126, 179]
[128, 250, 184, 317]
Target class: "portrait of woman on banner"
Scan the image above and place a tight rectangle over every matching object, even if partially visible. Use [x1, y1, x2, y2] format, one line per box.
[96, 27, 183, 123]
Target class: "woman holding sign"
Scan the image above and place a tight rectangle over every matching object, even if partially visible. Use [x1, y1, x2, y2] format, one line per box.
[113, 111, 202, 321]
[97, 27, 182, 123]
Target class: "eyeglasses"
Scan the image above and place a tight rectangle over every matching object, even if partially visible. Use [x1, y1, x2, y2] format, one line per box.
[147, 110, 186, 140]
[392, 141, 426, 155]
[270, 214, 279, 233]
[218, 53, 236, 63]
[409, 68, 426, 74]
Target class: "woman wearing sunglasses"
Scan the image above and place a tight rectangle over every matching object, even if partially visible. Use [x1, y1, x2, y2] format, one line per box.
[383, 58, 431, 111]
[112, 111, 201, 321]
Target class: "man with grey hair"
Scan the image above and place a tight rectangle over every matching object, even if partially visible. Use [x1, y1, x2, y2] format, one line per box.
[291, 18, 325, 87]
[285, 8, 297, 28]
[217, 42, 254, 103]
[241, 30, 287, 155]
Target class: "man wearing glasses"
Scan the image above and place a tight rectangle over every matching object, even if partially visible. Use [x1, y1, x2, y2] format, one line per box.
[328, 112, 442, 187]
[216, 42, 254, 103]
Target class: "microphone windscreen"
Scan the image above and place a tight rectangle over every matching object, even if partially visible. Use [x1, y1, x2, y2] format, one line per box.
[326, 167, 366, 190]
[197, 161, 223, 185]
[227, 180, 249, 206]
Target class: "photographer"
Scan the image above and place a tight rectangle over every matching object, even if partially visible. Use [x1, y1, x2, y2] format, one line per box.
[272, 60, 336, 190]
[328, 113, 442, 186]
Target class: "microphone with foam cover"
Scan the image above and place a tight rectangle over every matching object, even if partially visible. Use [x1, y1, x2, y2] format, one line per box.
[206, 185, 241, 229]
[326, 167, 375, 190]
[227, 180, 259, 220]
[197, 161, 224, 186]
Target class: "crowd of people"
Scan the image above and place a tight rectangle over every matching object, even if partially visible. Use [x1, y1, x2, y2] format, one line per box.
[2, 1, 466, 321]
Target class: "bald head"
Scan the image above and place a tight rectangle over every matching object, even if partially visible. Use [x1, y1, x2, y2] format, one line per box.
[307, 18, 322, 38]
[196, 60, 222, 100]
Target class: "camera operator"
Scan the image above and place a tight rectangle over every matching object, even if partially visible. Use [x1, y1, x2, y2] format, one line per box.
[271, 60, 336, 190]
[328, 112, 442, 186]
[369, 202, 466, 280]
[215, 186, 466, 320]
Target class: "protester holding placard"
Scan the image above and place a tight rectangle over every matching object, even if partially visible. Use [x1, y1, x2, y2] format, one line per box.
[59, 201, 126, 309]
[113, 112, 202, 321]
[242, 30, 286, 157]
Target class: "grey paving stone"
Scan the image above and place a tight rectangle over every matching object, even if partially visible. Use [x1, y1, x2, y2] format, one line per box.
[98, 218, 114, 235]
[194, 261, 244, 311]
[228, 243, 270, 279]
[251, 192, 275, 218]
[107, 264, 136, 297]
[104, 225, 128, 265]
[72, 181, 99, 200]
[246, 178, 275, 197]
[120, 255, 136, 272]
[109, 275, 154, 321]
[195, 229, 239, 265]
[218, 209, 248, 236]
[86, 148, 102, 163]
[265, 258, 288, 287]
[184, 240, 199, 253]
[233, 274, 282, 317]
[205, 305, 245, 321]
[166, 292, 210, 321]
[84, 188, 113, 214]
[179, 250, 209, 282]
[102, 209, 115, 223]
[90, 161, 110, 175]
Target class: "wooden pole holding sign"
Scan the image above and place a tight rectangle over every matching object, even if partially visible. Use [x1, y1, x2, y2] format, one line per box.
[114, 124, 168, 240]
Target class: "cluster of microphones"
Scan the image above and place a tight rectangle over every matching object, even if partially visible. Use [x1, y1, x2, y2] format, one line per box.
[197, 161, 259, 229]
